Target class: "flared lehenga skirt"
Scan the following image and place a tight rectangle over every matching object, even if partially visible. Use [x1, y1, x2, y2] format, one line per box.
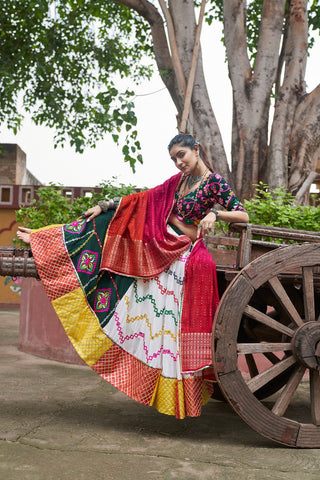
[30, 211, 215, 419]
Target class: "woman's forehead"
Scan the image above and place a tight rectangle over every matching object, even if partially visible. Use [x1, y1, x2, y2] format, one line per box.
[169, 143, 188, 155]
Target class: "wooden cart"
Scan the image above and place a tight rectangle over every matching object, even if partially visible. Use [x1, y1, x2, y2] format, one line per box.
[1, 222, 320, 448]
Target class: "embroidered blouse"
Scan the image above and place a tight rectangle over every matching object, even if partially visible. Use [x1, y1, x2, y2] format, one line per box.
[172, 172, 246, 226]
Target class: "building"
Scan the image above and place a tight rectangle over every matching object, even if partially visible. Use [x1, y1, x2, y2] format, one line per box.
[0, 143, 97, 308]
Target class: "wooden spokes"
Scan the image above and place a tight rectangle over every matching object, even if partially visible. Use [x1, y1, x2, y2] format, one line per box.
[213, 243, 320, 447]
[272, 365, 306, 417]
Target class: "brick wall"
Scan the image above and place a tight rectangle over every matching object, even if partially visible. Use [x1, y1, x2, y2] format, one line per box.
[0, 144, 27, 184]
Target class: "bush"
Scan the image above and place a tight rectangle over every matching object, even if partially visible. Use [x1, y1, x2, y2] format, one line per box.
[15, 178, 142, 245]
[243, 183, 320, 232]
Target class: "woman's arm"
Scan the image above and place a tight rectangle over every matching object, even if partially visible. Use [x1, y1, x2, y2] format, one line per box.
[197, 209, 249, 238]
[84, 197, 121, 221]
[212, 209, 249, 224]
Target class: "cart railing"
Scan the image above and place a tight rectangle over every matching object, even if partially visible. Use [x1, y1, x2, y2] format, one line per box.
[1, 223, 320, 278]
[206, 223, 320, 270]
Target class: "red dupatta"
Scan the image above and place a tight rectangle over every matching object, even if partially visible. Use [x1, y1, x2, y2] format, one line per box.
[100, 172, 219, 373]
[100, 173, 191, 278]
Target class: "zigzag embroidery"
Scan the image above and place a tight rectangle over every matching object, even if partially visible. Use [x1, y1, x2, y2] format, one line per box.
[177, 253, 189, 263]
[133, 281, 179, 324]
[100, 302, 119, 329]
[154, 277, 179, 305]
[165, 268, 184, 285]
[114, 311, 179, 363]
[124, 296, 177, 341]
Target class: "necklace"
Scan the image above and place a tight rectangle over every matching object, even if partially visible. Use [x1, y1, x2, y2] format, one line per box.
[180, 168, 208, 196]
[176, 169, 209, 219]
[187, 173, 203, 189]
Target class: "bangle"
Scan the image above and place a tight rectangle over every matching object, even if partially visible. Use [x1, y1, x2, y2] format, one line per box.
[98, 200, 109, 213]
[97, 197, 121, 212]
[210, 207, 221, 221]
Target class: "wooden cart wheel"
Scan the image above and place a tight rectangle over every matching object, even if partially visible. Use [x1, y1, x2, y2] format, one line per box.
[213, 242, 320, 447]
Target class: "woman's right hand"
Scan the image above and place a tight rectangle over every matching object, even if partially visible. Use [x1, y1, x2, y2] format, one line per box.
[82, 205, 102, 221]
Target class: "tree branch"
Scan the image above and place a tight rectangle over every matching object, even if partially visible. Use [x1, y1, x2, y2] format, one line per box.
[268, 0, 309, 189]
[223, 0, 252, 105]
[294, 171, 318, 205]
[180, 0, 206, 133]
[252, 0, 286, 111]
[112, 0, 182, 109]
[158, 0, 186, 101]
[288, 84, 320, 198]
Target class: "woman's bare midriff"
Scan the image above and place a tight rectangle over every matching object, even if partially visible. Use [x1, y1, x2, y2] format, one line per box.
[168, 213, 199, 243]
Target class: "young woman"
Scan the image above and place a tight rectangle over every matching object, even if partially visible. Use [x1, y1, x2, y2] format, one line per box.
[17, 133, 248, 419]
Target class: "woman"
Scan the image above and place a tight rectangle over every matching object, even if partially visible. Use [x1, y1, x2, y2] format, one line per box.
[17, 133, 248, 419]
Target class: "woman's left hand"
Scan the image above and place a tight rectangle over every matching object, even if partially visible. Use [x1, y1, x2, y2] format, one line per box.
[81, 205, 102, 222]
[197, 211, 217, 238]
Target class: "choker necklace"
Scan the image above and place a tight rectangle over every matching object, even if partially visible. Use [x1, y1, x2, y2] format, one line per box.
[187, 173, 203, 189]
[186, 168, 209, 190]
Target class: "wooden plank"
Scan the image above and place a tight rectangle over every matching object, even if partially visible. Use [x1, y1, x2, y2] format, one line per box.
[244, 305, 295, 337]
[310, 370, 320, 426]
[206, 236, 239, 247]
[250, 239, 286, 248]
[263, 352, 282, 365]
[235, 223, 252, 268]
[249, 225, 320, 242]
[272, 365, 306, 417]
[302, 266, 315, 322]
[246, 355, 296, 393]
[237, 343, 292, 354]
[219, 369, 300, 447]
[244, 354, 259, 378]
[268, 276, 304, 327]
[213, 274, 255, 375]
[230, 223, 320, 241]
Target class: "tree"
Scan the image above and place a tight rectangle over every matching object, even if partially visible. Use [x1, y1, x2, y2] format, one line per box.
[111, 0, 320, 202]
[0, 0, 154, 169]
[2, 1, 320, 201]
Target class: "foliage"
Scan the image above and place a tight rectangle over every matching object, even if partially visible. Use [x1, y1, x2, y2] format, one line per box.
[204, 0, 320, 62]
[14, 179, 141, 244]
[0, 0, 153, 170]
[243, 183, 320, 232]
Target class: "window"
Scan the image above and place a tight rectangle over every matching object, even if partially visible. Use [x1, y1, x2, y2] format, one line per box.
[20, 187, 33, 204]
[81, 189, 93, 198]
[0, 186, 13, 205]
[62, 189, 74, 203]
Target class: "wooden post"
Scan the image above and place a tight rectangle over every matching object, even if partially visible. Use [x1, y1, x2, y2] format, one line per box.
[180, 0, 206, 133]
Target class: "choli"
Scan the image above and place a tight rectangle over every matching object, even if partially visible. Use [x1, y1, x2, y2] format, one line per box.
[172, 172, 246, 225]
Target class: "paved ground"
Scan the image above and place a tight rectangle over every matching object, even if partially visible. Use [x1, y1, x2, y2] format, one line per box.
[1, 309, 320, 480]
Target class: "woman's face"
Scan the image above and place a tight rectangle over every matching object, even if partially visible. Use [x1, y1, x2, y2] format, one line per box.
[169, 143, 198, 175]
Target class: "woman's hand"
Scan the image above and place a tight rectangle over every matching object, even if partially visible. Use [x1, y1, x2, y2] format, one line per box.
[82, 205, 102, 221]
[197, 211, 217, 238]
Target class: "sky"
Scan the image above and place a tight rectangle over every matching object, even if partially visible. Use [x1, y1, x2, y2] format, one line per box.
[1, 19, 320, 190]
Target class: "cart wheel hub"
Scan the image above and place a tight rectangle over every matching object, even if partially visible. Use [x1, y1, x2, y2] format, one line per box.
[293, 321, 320, 371]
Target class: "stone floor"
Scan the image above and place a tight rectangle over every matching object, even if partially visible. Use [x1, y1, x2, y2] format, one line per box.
[1, 309, 320, 480]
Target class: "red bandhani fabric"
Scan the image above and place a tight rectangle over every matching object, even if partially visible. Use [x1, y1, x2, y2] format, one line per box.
[180, 240, 220, 372]
[100, 173, 192, 278]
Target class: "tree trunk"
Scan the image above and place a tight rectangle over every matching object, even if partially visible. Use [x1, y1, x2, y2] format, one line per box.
[268, 0, 309, 191]
[288, 84, 320, 203]
[113, 0, 232, 184]
[224, 0, 286, 199]
[112, 0, 320, 202]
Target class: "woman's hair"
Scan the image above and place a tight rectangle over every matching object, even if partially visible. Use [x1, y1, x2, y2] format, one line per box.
[168, 133, 211, 171]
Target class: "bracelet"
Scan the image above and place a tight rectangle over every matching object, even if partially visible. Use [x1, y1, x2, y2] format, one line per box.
[210, 207, 221, 221]
[98, 200, 109, 213]
[97, 197, 121, 213]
